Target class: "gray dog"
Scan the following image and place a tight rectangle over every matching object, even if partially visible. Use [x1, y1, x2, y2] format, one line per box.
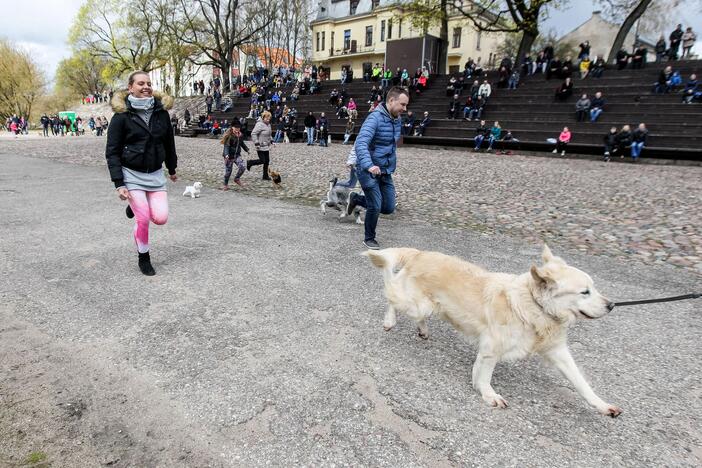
[320, 177, 363, 224]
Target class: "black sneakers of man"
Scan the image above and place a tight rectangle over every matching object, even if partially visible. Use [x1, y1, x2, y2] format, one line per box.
[363, 239, 380, 250]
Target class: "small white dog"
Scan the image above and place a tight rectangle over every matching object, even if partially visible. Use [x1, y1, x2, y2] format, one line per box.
[182, 181, 203, 198]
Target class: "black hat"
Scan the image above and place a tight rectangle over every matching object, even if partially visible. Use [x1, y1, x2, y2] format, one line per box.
[231, 120, 241, 129]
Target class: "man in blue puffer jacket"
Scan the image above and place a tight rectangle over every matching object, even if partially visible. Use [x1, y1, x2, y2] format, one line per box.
[346, 86, 409, 249]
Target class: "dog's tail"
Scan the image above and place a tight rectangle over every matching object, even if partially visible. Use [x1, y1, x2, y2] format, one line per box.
[362, 248, 419, 279]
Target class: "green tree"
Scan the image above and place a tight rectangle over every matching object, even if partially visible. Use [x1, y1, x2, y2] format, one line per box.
[55, 50, 111, 98]
[0, 39, 45, 120]
[69, 0, 167, 74]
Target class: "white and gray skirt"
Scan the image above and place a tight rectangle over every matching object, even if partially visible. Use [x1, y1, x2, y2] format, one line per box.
[122, 167, 167, 192]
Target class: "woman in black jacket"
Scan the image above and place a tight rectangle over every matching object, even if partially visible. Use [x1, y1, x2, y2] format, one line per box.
[105, 71, 178, 276]
[603, 126, 618, 162]
[612, 125, 632, 159]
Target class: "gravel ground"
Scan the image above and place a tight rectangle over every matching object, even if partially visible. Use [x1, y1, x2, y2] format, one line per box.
[1, 147, 700, 467]
[2, 135, 700, 276]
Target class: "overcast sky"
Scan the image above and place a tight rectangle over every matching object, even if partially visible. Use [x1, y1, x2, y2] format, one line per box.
[0, 0, 698, 86]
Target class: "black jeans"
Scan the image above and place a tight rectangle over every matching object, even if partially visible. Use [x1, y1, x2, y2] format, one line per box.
[249, 150, 270, 179]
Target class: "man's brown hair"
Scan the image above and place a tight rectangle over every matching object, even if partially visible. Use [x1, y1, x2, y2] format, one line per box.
[385, 86, 409, 102]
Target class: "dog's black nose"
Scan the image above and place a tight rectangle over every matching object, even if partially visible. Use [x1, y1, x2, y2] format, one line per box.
[606, 302, 615, 311]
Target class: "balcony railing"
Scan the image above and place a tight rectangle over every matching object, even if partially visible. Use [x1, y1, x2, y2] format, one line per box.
[328, 44, 377, 57]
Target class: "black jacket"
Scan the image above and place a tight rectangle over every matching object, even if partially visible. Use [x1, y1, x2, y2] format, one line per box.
[106, 91, 178, 188]
[591, 97, 605, 109]
[223, 135, 249, 158]
[615, 130, 632, 147]
[304, 114, 316, 127]
[632, 128, 648, 143]
[604, 131, 617, 146]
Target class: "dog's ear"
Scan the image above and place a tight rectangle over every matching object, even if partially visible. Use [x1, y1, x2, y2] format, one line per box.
[541, 244, 555, 264]
[530, 265, 555, 287]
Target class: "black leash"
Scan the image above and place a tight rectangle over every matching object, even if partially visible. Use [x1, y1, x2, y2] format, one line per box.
[613, 292, 701, 308]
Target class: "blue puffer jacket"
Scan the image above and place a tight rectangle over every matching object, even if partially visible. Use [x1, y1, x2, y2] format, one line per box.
[354, 103, 401, 174]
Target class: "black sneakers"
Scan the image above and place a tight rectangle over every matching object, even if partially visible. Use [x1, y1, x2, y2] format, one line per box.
[363, 239, 380, 250]
[126, 205, 134, 219]
[138, 252, 156, 276]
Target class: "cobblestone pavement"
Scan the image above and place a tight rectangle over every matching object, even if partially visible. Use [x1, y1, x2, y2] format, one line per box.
[2, 135, 701, 276]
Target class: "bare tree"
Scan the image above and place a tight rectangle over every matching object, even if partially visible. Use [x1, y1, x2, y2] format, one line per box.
[453, 0, 567, 67]
[153, 0, 201, 96]
[176, 0, 266, 91]
[403, 0, 565, 70]
[246, 0, 311, 72]
[598, 0, 691, 62]
[605, 0, 654, 63]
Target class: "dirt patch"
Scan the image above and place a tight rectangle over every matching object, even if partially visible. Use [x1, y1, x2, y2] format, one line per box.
[0, 306, 220, 468]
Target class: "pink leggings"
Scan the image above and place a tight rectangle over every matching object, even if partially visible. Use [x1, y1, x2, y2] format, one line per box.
[128, 190, 168, 253]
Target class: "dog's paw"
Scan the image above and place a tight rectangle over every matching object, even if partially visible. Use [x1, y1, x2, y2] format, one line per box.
[598, 404, 622, 418]
[482, 393, 508, 409]
[417, 330, 429, 340]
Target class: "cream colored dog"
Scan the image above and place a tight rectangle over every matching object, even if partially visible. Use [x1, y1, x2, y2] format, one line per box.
[364, 245, 622, 417]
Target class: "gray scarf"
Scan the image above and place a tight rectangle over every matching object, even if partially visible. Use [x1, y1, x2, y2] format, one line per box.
[128, 95, 155, 125]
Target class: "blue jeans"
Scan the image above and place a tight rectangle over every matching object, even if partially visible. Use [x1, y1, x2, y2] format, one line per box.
[631, 141, 644, 158]
[306, 127, 315, 144]
[590, 108, 603, 122]
[487, 135, 496, 149]
[469, 108, 482, 120]
[273, 130, 283, 142]
[474, 134, 484, 149]
[353, 171, 396, 241]
[337, 165, 357, 188]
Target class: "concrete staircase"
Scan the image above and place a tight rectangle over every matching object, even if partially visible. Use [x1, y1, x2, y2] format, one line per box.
[181, 61, 702, 160]
[403, 60, 702, 159]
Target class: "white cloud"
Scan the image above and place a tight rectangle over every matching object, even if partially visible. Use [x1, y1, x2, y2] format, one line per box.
[1, 1, 86, 84]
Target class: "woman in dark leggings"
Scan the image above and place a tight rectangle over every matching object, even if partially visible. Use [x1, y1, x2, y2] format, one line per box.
[247, 111, 273, 180]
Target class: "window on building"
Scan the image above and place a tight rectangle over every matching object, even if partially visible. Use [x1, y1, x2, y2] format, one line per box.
[398, 19, 402, 38]
[344, 29, 351, 50]
[322, 31, 326, 51]
[365, 26, 373, 47]
[350, 0, 359, 15]
[316, 32, 320, 52]
[371, 0, 380, 9]
[476, 30, 481, 50]
[388, 19, 393, 40]
[381, 20, 385, 42]
[452, 27, 461, 48]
